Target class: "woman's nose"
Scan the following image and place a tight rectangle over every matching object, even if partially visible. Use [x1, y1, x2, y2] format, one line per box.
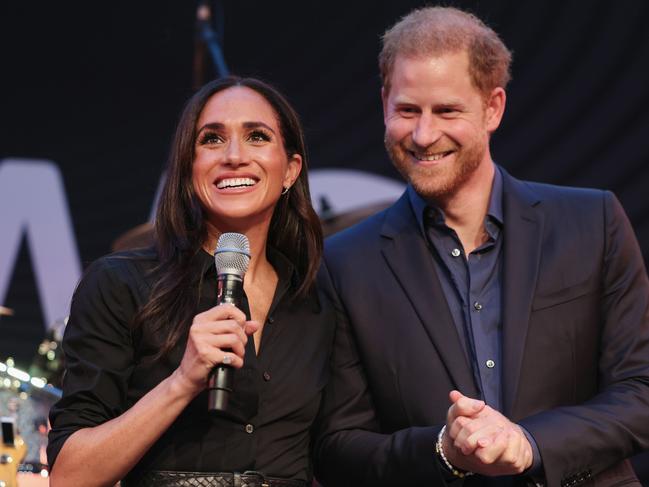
[223, 138, 246, 166]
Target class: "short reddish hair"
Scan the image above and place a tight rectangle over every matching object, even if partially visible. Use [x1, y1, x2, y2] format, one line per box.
[379, 6, 512, 98]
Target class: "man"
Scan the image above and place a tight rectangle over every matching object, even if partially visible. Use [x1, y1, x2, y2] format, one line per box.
[314, 6, 649, 487]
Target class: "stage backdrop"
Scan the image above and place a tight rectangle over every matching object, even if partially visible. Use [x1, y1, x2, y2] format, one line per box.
[2, 0, 649, 367]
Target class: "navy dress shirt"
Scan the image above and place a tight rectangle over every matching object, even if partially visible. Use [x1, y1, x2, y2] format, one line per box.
[408, 170, 504, 411]
[408, 168, 542, 472]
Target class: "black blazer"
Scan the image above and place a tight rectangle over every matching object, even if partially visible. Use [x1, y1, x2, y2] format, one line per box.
[314, 168, 649, 487]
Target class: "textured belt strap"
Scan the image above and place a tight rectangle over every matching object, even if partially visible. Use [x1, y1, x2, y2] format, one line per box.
[128, 470, 307, 487]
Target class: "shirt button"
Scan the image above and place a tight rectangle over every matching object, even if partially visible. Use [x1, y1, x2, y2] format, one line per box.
[245, 424, 254, 434]
[473, 301, 483, 311]
[486, 359, 495, 368]
[451, 248, 461, 257]
[263, 371, 271, 381]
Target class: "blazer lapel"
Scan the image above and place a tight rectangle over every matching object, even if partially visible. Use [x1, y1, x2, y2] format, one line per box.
[500, 170, 544, 416]
[380, 192, 479, 397]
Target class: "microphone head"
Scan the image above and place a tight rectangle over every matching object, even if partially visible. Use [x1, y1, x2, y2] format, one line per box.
[214, 233, 250, 277]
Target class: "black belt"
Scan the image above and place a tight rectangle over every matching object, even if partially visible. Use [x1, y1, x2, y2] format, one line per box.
[128, 470, 308, 487]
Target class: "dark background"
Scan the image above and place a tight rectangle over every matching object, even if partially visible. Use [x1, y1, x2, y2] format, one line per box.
[2, 0, 649, 476]
[4, 0, 649, 363]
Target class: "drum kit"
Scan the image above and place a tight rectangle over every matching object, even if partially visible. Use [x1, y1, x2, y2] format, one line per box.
[109, 199, 396, 252]
[1, 306, 59, 487]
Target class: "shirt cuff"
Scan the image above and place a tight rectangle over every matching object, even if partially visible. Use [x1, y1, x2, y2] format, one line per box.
[520, 425, 543, 476]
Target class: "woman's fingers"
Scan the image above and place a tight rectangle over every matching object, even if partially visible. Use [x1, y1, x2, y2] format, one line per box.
[193, 318, 248, 341]
[194, 303, 247, 326]
[215, 349, 244, 369]
[198, 330, 246, 359]
[243, 320, 260, 335]
[178, 303, 260, 393]
[175, 305, 255, 395]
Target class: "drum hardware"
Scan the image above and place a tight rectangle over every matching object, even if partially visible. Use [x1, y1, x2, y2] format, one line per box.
[29, 317, 67, 390]
[110, 198, 399, 252]
[1, 356, 61, 485]
[0, 308, 65, 485]
[0, 307, 13, 317]
[320, 199, 395, 237]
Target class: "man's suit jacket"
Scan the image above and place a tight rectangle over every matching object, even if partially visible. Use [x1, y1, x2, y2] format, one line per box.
[314, 169, 649, 487]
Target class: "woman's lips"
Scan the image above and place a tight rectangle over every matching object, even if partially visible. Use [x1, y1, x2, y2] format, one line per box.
[216, 177, 258, 189]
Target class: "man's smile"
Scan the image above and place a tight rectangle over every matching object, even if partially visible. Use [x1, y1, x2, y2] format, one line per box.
[407, 149, 456, 162]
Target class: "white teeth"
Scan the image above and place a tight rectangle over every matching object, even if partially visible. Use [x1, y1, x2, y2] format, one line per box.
[413, 151, 451, 161]
[217, 177, 257, 189]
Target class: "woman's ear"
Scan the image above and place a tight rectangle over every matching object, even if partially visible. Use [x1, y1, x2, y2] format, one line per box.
[283, 153, 303, 189]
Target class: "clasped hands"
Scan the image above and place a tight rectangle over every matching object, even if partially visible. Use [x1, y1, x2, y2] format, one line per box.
[442, 390, 533, 476]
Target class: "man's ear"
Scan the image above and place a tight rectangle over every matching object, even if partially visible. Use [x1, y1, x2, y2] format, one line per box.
[485, 87, 506, 133]
[381, 86, 389, 123]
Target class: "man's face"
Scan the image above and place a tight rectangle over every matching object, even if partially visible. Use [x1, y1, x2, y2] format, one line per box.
[382, 51, 504, 201]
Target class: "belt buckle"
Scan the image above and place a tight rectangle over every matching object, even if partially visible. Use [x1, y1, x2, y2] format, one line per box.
[242, 470, 269, 487]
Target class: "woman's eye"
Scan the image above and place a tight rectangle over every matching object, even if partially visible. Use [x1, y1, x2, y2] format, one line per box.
[198, 132, 223, 145]
[248, 130, 271, 143]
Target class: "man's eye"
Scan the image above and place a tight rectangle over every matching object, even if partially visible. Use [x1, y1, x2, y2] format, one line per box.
[398, 107, 418, 117]
[198, 132, 223, 145]
[438, 107, 459, 115]
[248, 130, 271, 143]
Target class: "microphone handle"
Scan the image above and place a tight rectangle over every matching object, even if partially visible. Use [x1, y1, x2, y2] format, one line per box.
[208, 273, 243, 414]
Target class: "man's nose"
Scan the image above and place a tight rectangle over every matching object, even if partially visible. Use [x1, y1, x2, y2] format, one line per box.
[412, 114, 442, 148]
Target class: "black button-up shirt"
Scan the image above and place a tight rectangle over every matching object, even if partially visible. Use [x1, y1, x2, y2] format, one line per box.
[47, 246, 335, 482]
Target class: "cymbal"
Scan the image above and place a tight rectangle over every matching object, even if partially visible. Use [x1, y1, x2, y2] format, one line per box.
[321, 200, 395, 237]
[110, 200, 398, 251]
[111, 222, 154, 252]
[0, 305, 14, 316]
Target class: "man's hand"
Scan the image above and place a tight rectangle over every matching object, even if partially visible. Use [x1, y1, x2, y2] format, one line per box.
[442, 390, 533, 476]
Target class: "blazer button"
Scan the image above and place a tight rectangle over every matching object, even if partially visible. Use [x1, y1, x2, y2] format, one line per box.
[245, 424, 254, 434]
[263, 371, 271, 381]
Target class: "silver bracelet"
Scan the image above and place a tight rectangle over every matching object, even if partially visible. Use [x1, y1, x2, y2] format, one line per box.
[435, 425, 474, 478]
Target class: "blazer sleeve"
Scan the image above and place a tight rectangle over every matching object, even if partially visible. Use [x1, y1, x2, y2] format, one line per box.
[313, 260, 447, 487]
[519, 191, 649, 487]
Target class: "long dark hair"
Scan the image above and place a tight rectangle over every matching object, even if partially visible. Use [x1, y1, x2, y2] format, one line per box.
[135, 77, 322, 358]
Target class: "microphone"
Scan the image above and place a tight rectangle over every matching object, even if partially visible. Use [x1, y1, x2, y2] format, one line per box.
[207, 232, 251, 413]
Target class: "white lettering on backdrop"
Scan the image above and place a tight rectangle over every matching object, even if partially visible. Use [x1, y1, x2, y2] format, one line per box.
[0, 159, 81, 330]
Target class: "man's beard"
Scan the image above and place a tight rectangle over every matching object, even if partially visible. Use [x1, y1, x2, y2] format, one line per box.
[385, 133, 486, 202]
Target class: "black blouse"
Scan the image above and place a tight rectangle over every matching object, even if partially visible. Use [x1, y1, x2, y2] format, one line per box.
[47, 247, 335, 482]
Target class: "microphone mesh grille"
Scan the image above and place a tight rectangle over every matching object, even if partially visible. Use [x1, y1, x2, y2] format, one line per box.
[214, 233, 251, 276]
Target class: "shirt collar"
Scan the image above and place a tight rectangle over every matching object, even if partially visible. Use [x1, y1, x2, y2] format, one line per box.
[195, 245, 297, 287]
[408, 165, 504, 236]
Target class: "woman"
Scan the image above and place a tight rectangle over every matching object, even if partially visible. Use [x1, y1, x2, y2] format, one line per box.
[47, 77, 333, 486]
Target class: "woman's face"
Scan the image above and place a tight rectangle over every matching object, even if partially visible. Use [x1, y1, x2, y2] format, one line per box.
[192, 86, 302, 233]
